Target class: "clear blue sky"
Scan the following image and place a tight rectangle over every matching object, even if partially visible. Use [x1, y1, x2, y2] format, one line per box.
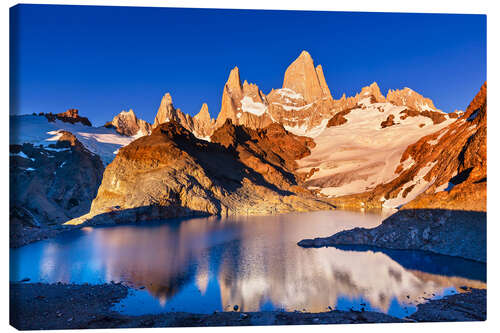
[10, 4, 486, 126]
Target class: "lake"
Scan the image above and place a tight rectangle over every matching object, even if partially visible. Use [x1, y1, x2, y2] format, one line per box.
[10, 210, 486, 318]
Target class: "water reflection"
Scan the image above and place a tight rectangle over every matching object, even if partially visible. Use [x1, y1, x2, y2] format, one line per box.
[10, 210, 486, 318]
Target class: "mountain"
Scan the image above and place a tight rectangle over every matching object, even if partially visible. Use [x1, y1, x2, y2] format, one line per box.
[192, 103, 216, 139]
[213, 51, 337, 137]
[296, 82, 455, 198]
[321, 82, 486, 211]
[282, 50, 332, 103]
[214, 67, 274, 129]
[105, 109, 151, 137]
[152, 93, 216, 140]
[66, 120, 334, 225]
[10, 131, 104, 246]
[10, 114, 138, 165]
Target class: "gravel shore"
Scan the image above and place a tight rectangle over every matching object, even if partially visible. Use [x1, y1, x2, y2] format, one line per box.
[10, 282, 485, 330]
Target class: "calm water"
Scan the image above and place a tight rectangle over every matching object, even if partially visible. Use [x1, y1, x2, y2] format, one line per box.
[10, 210, 486, 318]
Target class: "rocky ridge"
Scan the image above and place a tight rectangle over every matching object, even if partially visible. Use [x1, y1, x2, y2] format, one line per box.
[105, 109, 151, 137]
[297, 83, 487, 262]
[10, 131, 104, 246]
[40, 109, 92, 126]
[153, 93, 216, 140]
[327, 82, 486, 211]
[296, 82, 456, 199]
[66, 120, 334, 225]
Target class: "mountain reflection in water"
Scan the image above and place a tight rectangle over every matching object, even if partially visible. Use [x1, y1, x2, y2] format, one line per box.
[10, 210, 486, 318]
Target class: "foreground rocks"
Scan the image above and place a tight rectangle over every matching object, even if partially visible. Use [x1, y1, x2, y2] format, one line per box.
[10, 283, 485, 330]
[298, 209, 486, 262]
[407, 288, 486, 322]
[67, 121, 334, 226]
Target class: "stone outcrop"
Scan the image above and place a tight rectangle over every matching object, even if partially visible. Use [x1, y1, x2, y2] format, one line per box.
[265, 52, 335, 135]
[40, 109, 92, 126]
[105, 109, 151, 137]
[215, 67, 273, 130]
[153, 93, 216, 140]
[10, 131, 104, 246]
[298, 209, 486, 262]
[153, 93, 194, 130]
[192, 103, 215, 138]
[387, 87, 439, 112]
[66, 121, 334, 225]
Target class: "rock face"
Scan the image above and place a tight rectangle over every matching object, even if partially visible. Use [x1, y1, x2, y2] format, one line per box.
[214, 51, 336, 137]
[297, 83, 487, 262]
[298, 209, 486, 262]
[67, 121, 333, 225]
[105, 109, 151, 137]
[386, 87, 439, 112]
[326, 82, 486, 211]
[192, 103, 216, 139]
[149, 52, 447, 143]
[215, 67, 273, 130]
[41, 109, 92, 126]
[152, 93, 215, 140]
[10, 131, 104, 245]
[282, 50, 331, 103]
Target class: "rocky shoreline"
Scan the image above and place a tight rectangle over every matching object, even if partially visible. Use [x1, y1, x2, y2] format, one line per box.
[10, 282, 485, 329]
[298, 208, 486, 263]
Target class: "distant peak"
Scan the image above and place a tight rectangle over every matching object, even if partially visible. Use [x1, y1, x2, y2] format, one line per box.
[299, 50, 312, 58]
[359, 82, 384, 102]
[226, 66, 242, 91]
[194, 103, 211, 121]
[119, 109, 135, 116]
[161, 93, 173, 105]
[283, 50, 326, 102]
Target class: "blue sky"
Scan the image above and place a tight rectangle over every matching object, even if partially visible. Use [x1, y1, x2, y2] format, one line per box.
[10, 4, 486, 126]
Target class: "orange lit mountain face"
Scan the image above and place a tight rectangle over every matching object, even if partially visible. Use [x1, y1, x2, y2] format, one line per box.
[10, 51, 486, 229]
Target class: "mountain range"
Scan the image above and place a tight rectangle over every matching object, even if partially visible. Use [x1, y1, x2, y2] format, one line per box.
[9, 51, 486, 240]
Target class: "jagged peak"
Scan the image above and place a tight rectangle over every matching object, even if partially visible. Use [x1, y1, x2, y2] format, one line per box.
[298, 50, 313, 60]
[359, 82, 385, 102]
[315, 64, 332, 98]
[161, 92, 173, 105]
[118, 109, 136, 117]
[386, 86, 438, 111]
[283, 50, 326, 103]
[194, 103, 211, 122]
[226, 66, 242, 91]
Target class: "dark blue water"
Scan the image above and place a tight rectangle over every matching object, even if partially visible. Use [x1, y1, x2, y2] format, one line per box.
[10, 210, 486, 318]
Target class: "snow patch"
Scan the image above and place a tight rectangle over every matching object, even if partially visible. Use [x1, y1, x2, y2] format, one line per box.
[10, 115, 137, 165]
[276, 88, 304, 100]
[427, 129, 448, 145]
[44, 147, 71, 152]
[240, 96, 267, 116]
[297, 99, 454, 198]
[272, 102, 314, 112]
[284, 118, 329, 138]
[434, 182, 455, 193]
[10, 151, 32, 160]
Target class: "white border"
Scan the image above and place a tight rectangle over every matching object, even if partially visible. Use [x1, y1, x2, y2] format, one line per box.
[2, 1, 498, 333]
